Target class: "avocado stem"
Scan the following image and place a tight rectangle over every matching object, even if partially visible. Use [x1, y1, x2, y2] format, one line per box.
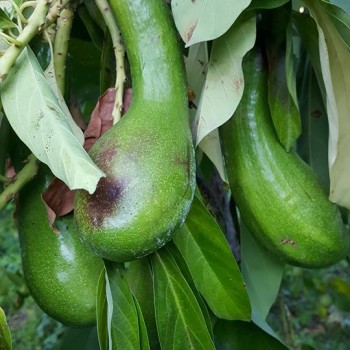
[0, 153, 39, 210]
[96, 0, 125, 124]
[53, 3, 76, 95]
[107, 0, 187, 107]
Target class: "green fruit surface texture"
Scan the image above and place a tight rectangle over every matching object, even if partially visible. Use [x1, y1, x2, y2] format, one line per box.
[17, 165, 104, 327]
[220, 46, 350, 268]
[74, 0, 195, 262]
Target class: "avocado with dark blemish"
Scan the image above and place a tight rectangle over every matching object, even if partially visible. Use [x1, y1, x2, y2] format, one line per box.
[74, 0, 195, 262]
[17, 165, 103, 327]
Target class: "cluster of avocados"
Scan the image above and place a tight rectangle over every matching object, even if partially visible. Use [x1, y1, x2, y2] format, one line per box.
[15, 0, 349, 328]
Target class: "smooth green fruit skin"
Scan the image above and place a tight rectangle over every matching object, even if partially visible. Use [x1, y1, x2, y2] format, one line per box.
[220, 47, 350, 268]
[17, 166, 104, 327]
[74, 0, 195, 262]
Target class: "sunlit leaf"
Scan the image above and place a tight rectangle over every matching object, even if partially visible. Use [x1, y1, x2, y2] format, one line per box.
[303, 0, 350, 208]
[151, 247, 215, 350]
[105, 262, 140, 350]
[214, 319, 288, 350]
[0, 47, 104, 193]
[171, 0, 251, 47]
[173, 196, 251, 321]
[193, 12, 256, 146]
[0, 307, 12, 350]
[241, 224, 285, 321]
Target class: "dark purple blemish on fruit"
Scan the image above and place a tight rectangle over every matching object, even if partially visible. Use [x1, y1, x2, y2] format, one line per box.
[87, 176, 125, 228]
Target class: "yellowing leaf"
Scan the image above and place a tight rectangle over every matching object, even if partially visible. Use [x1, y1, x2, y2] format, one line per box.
[193, 12, 256, 146]
[1, 47, 104, 194]
[171, 0, 251, 47]
[303, 0, 350, 208]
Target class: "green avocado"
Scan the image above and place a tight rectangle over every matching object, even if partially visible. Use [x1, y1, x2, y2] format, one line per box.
[220, 45, 350, 268]
[17, 165, 104, 327]
[74, 0, 195, 262]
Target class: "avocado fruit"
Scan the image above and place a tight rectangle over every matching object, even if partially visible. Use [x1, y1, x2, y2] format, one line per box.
[74, 0, 195, 262]
[17, 165, 104, 327]
[220, 45, 350, 268]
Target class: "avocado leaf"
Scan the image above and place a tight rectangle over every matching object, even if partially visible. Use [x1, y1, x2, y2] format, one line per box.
[173, 195, 251, 321]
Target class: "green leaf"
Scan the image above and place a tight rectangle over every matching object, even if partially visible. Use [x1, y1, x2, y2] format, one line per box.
[173, 196, 251, 321]
[0, 47, 104, 193]
[96, 269, 108, 350]
[241, 225, 285, 321]
[331, 0, 350, 14]
[303, 0, 350, 209]
[151, 247, 215, 350]
[214, 319, 288, 350]
[171, 0, 252, 46]
[166, 243, 214, 338]
[127, 258, 160, 350]
[133, 297, 150, 350]
[0, 8, 15, 30]
[293, 12, 326, 100]
[263, 4, 301, 151]
[105, 262, 140, 350]
[0, 307, 12, 350]
[298, 59, 330, 189]
[193, 11, 256, 146]
[318, 0, 350, 49]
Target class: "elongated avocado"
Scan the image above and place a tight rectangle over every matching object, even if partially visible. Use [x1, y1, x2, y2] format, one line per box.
[17, 165, 103, 326]
[74, 0, 195, 262]
[220, 46, 350, 268]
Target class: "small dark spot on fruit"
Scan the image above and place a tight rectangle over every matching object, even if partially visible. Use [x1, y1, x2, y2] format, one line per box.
[281, 238, 297, 247]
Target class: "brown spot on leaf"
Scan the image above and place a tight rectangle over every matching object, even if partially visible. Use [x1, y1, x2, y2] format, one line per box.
[234, 77, 243, 92]
[185, 20, 198, 43]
